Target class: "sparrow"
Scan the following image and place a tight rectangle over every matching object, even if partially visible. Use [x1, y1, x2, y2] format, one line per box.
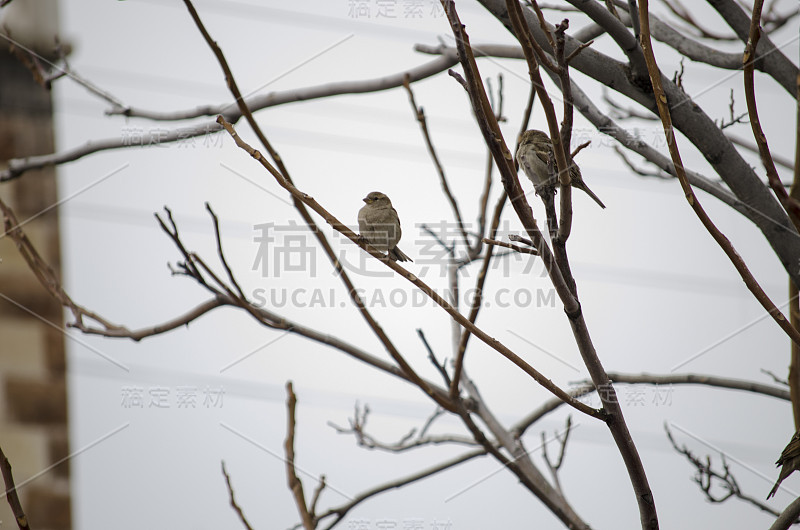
[767, 430, 800, 499]
[358, 191, 412, 262]
[516, 129, 606, 209]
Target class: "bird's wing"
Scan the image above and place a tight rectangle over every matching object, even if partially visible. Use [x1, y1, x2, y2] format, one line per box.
[778, 432, 800, 465]
[357, 206, 368, 233]
[391, 207, 402, 240]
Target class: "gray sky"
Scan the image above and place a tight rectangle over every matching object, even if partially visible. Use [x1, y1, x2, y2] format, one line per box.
[10, 0, 799, 528]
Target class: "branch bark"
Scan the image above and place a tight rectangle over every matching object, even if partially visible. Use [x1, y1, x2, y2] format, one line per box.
[217, 115, 599, 418]
[0, 444, 30, 530]
[742, 0, 800, 223]
[475, 0, 800, 288]
[221, 461, 255, 530]
[604, 372, 790, 400]
[636, 0, 800, 349]
[0, 55, 459, 182]
[441, 2, 658, 528]
[284, 382, 314, 530]
[770, 495, 800, 530]
[707, 0, 798, 95]
[182, 0, 458, 414]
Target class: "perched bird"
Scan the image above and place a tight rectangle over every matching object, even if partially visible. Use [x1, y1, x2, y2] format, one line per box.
[768, 431, 800, 499]
[516, 129, 606, 209]
[358, 191, 412, 262]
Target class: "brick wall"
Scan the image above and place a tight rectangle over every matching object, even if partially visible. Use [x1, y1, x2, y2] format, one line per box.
[0, 49, 71, 530]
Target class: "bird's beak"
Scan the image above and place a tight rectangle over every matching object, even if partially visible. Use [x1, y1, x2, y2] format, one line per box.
[362, 197, 369, 203]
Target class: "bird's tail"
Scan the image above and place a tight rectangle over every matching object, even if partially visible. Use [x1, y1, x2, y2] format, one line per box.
[767, 470, 786, 499]
[767, 480, 781, 500]
[575, 182, 606, 209]
[389, 246, 413, 262]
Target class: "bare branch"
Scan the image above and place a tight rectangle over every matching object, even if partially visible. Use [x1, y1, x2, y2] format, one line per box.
[421, 36, 800, 257]
[217, 114, 599, 416]
[707, 0, 798, 95]
[284, 382, 314, 530]
[661, 0, 738, 40]
[554, 18, 577, 248]
[482, 237, 539, 255]
[603, 89, 658, 121]
[511, 385, 596, 439]
[665, 425, 785, 518]
[450, 194, 507, 397]
[447, 5, 658, 524]
[562, 0, 649, 81]
[315, 449, 486, 530]
[715, 89, 749, 130]
[742, 0, 800, 225]
[309, 475, 326, 523]
[0, 196, 225, 341]
[449, 76, 536, 398]
[762, 369, 790, 387]
[0, 53, 461, 182]
[637, 0, 800, 349]
[613, 146, 670, 179]
[416, 329, 451, 387]
[472, 72, 508, 258]
[541, 415, 573, 497]
[328, 404, 474, 452]
[221, 461, 255, 530]
[458, 373, 589, 528]
[728, 135, 795, 172]
[184, 0, 465, 415]
[790, 55, 800, 430]
[472, 1, 800, 286]
[508, 233, 536, 247]
[402, 75, 471, 250]
[601, 372, 790, 401]
[79, 297, 227, 340]
[771, 496, 800, 530]
[0, 444, 30, 530]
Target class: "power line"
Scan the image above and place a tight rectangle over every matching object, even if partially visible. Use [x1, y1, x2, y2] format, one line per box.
[135, 0, 460, 43]
[61, 200, 778, 296]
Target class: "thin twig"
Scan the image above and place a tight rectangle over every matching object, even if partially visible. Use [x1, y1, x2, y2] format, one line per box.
[762, 368, 791, 387]
[450, 194, 507, 398]
[508, 234, 536, 247]
[0, 445, 30, 530]
[665, 424, 784, 517]
[613, 146, 671, 179]
[638, 0, 800, 348]
[328, 404, 473, 452]
[221, 461, 255, 530]
[309, 475, 326, 521]
[315, 449, 485, 529]
[541, 415, 573, 496]
[449, 76, 536, 397]
[482, 237, 539, 255]
[417, 329, 451, 386]
[598, 372, 790, 401]
[0, 52, 463, 183]
[660, 0, 737, 40]
[218, 115, 599, 417]
[528, 0, 557, 51]
[553, 19, 577, 291]
[727, 134, 795, 171]
[183, 0, 449, 416]
[472, 73, 507, 258]
[742, 0, 800, 223]
[442, 6, 655, 526]
[403, 75, 470, 250]
[284, 382, 314, 530]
